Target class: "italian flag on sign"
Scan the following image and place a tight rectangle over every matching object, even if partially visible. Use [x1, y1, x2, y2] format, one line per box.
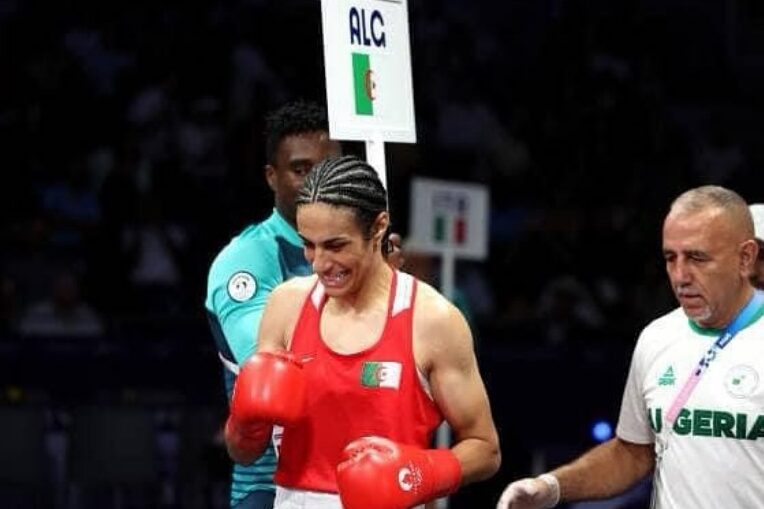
[434, 214, 467, 245]
[360, 361, 401, 389]
[352, 52, 374, 116]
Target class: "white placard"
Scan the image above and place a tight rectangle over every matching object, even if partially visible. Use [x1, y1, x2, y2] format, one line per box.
[408, 178, 489, 260]
[321, 0, 416, 143]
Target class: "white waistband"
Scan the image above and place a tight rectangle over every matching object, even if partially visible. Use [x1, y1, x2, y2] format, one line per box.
[274, 486, 425, 509]
[274, 487, 342, 509]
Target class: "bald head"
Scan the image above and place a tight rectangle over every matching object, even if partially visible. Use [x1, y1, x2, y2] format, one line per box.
[668, 185, 754, 242]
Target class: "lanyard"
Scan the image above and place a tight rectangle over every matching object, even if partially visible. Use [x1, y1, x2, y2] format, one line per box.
[664, 289, 764, 428]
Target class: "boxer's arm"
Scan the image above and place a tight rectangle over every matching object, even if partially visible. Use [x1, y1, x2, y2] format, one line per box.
[224, 276, 313, 464]
[416, 285, 501, 484]
[255, 276, 315, 353]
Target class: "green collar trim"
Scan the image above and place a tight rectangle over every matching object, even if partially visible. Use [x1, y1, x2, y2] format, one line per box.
[688, 301, 764, 336]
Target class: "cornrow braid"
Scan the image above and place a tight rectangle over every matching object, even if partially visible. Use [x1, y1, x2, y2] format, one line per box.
[296, 155, 388, 240]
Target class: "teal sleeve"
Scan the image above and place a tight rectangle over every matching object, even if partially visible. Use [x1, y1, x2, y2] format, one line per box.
[205, 238, 284, 365]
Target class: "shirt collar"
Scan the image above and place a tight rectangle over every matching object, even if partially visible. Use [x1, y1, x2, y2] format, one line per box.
[270, 208, 303, 247]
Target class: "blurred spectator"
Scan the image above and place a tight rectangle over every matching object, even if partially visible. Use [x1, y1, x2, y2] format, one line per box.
[38, 156, 101, 254]
[121, 192, 189, 316]
[4, 216, 69, 306]
[86, 140, 143, 317]
[127, 71, 180, 171]
[177, 95, 227, 181]
[98, 140, 142, 231]
[692, 114, 746, 185]
[17, 269, 104, 337]
[535, 274, 605, 348]
[63, 24, 133, 97]
[228, 40, 284, 127]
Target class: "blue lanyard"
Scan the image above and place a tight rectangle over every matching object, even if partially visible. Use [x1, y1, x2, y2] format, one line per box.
[694, 289, 764, 376]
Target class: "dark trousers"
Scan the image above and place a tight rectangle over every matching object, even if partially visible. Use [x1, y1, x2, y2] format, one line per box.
[234, 490, 275, 509]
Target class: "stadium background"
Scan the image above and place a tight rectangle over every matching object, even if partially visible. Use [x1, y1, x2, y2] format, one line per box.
[2, 0, 764, 507]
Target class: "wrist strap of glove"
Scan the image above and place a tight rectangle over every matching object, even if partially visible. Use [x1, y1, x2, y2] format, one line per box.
[427, 449, 462, 499]
[538, 473, 560, 508]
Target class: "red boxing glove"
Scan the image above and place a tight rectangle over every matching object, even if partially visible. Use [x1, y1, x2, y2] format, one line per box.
[230, 350, 307, 426]
[336, 436, 462, 509]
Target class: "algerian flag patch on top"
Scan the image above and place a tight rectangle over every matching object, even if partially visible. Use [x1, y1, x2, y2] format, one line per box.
[361, 361, 402, 389]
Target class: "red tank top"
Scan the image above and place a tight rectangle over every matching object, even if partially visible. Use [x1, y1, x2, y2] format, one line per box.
[274, 270, 443, 492]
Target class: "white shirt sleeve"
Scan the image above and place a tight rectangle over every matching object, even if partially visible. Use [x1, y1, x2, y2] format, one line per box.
[616, 330, 655, 445]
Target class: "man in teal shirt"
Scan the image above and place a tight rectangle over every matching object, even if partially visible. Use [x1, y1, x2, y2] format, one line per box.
[205, 100, 342, 509]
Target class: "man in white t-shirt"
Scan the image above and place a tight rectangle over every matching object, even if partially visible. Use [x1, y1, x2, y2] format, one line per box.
[497, 185, 764, 509]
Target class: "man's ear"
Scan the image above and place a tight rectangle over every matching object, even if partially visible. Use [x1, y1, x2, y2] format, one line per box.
[265, 165, 277, 192]
[740, 238, 758, 277]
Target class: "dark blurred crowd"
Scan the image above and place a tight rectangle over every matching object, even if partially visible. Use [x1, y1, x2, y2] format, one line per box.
[3, 0, 764, 356]
[4, 1, 764, 507]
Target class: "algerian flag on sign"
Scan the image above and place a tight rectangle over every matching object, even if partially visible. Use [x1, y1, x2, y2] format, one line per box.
[352, 52, 374, 116]
[361, 361, 402, 389]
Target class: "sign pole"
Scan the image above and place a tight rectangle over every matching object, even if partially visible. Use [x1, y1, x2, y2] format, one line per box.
[440, 247, 455, 301]
[365, 134, 387, 189]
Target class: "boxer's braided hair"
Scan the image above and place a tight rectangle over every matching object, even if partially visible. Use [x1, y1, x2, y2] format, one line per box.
[296, 155, 389, 247]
